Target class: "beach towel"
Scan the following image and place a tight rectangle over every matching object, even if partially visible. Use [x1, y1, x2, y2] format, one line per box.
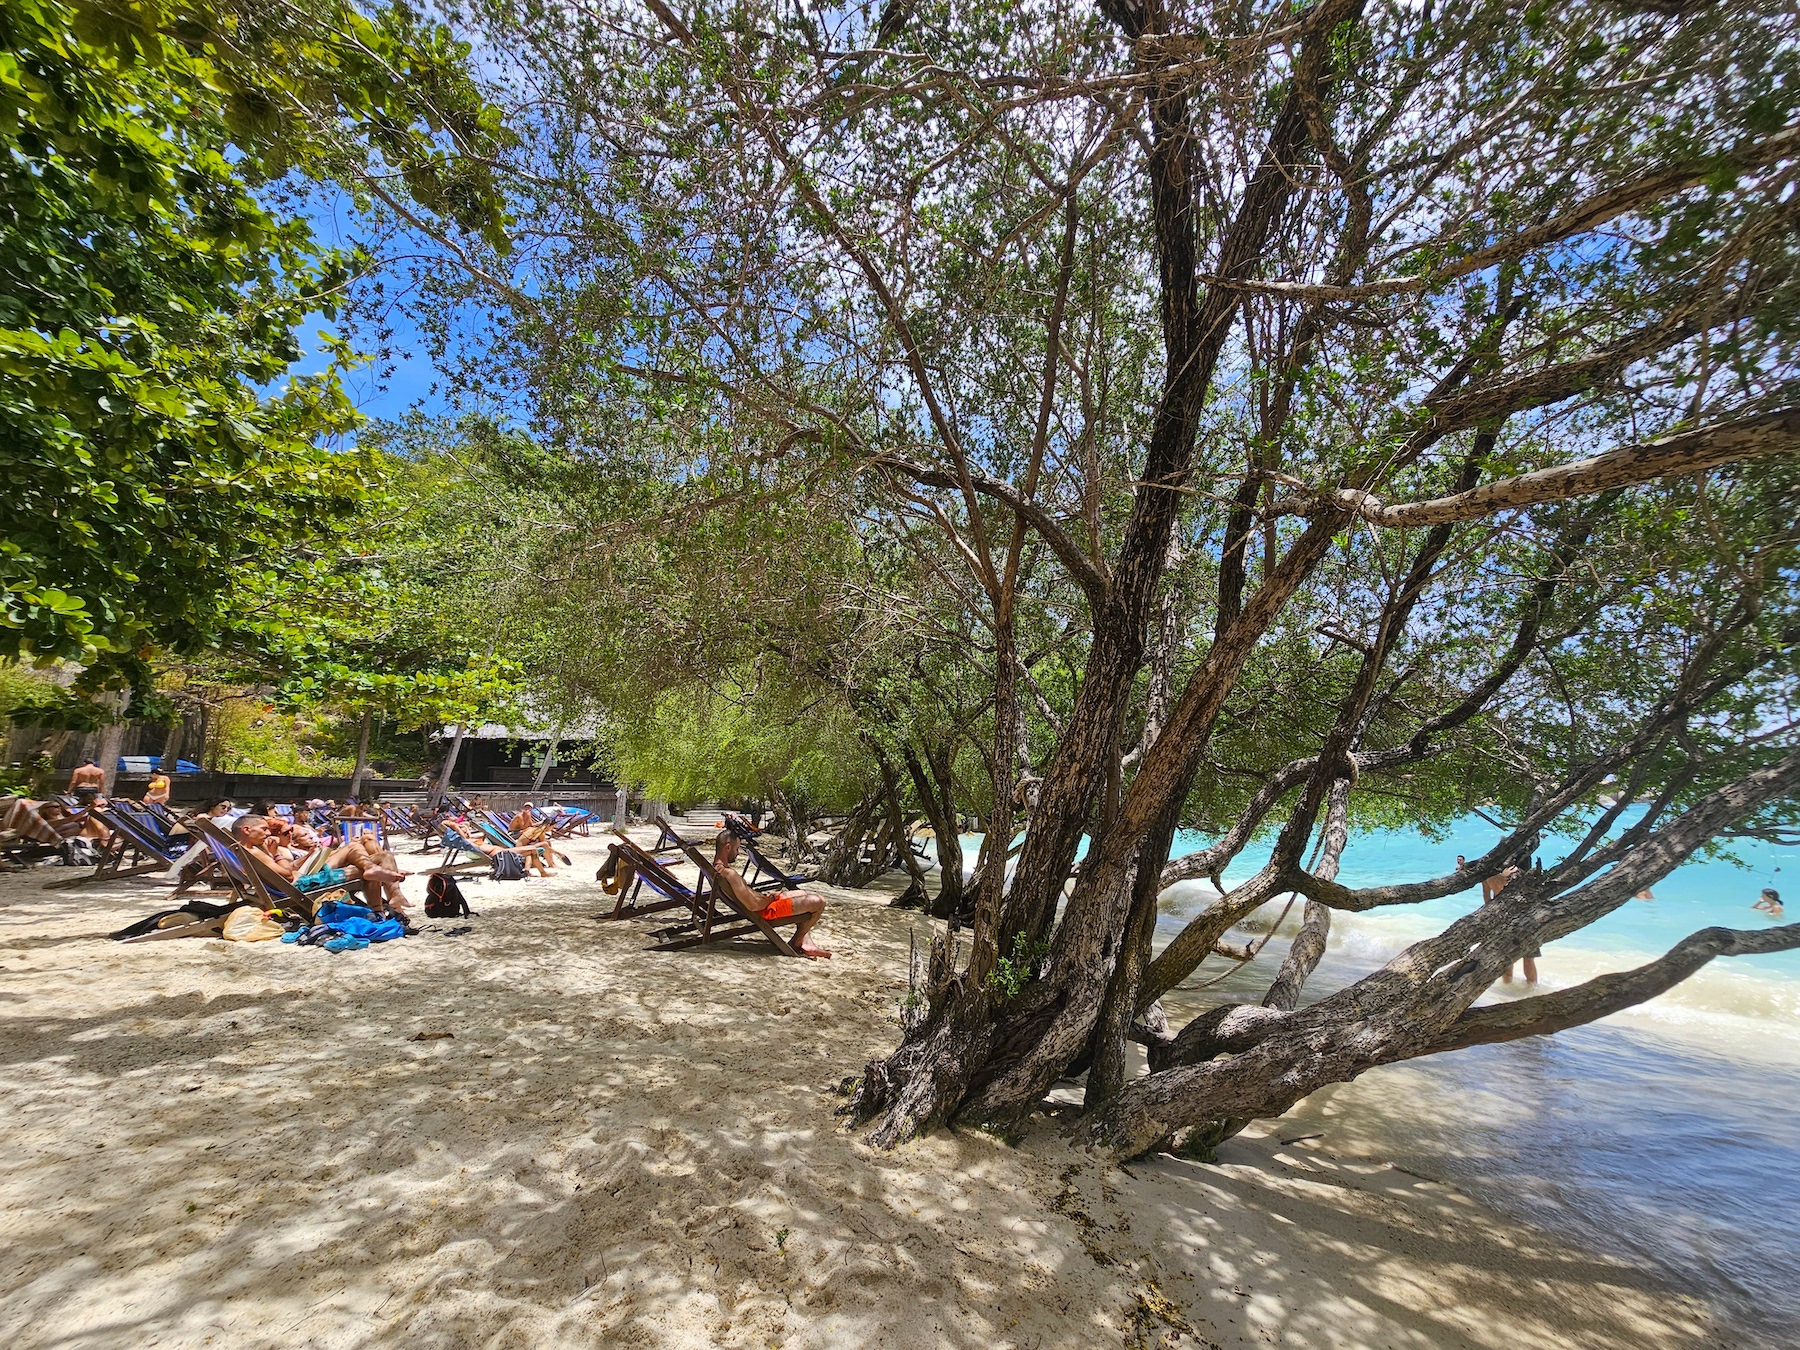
[111, 900, 241, 941]
[312, 900, 404, 943]
[1, 797, 60, 846]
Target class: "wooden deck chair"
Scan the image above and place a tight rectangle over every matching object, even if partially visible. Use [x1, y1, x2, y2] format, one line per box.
[476, 811, 569, 867]
[651, 817, 702, 854]
[381, 804, 424, 837]
[41, 805, 187, 889]
[424, 820, 500, 876]
[599, 831, 710, 922]
[190, 820, 361, 918]
[333, 813, 387, 847]
[184, 821, 278, 910]
[651, 820, 807, 957]
[739, 834, 812, 894]
[537, 806, 591, 839]
[2, 796, 78, 866]
[141, 800, 181, 832]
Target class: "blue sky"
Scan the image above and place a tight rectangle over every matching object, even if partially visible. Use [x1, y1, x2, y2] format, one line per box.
[287, 200, 452, 425]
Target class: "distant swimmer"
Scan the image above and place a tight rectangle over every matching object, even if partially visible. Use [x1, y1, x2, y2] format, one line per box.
[1635, 887, 1655, 901]
[1754, 888, 1783, 918]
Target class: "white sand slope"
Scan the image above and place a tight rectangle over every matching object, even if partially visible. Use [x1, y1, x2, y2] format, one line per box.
[0, 829, 1726, 1348]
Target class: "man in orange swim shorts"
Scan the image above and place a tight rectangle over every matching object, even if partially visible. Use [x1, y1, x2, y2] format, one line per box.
[713, 830, 829, 957]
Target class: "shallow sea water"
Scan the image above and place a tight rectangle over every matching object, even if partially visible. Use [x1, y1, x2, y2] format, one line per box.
[1155, 816, 1800, 1349]
[943, 817, 1800, 1346]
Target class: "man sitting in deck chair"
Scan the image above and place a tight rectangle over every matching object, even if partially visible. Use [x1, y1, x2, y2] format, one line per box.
[443, 814, 553, 878]
[231, 814, 413, 920]
[713, 829, 830, 958]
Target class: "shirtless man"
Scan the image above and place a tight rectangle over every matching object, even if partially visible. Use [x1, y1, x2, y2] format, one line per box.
[713, 830, 829, 957]
[67, 759, 104, 798]
[231, 814, 412, 919]
[508, 806, 562, 871]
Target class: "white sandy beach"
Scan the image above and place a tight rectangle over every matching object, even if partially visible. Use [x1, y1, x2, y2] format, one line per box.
[0, 829, 1734, 1348]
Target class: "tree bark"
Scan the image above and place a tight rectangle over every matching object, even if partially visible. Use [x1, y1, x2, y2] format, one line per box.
[904, 743, 965, 917]
[433, 723, 467, 807]
[1320, 409, 1800, 528]
[348, 710, 373, 799]
[855, 0, 1367, 1146]
[96, 687, 130, 795]
[1082, 752, 1800, 1158]
[817, 790, 879, 885]
[158, 717, 185, 775]
[531, 723, 564, 791]
[876, 749, 932, 906]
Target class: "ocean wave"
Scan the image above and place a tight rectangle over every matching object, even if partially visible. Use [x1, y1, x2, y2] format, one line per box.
[1155, 889, 1800, 1046]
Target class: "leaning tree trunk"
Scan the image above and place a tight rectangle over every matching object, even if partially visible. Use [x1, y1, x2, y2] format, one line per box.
[843, 807, 900, 887]
[348, 711, 373, 799]
[530, 723, 563, 791]
[96, 686, 130, 795]
[874, 749, 932, 907]
[849, 0, 1365, 1147]
[904, 743, 965, 918]
[816, 790, 879, 885]
[158, 716, 184, 775]
[432, 723, 467, 808]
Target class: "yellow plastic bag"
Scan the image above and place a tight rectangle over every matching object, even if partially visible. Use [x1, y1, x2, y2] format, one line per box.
[221, 906, 285, 943]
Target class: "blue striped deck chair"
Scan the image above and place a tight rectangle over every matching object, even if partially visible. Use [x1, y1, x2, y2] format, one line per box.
[599, 831, 710, 924]
[432, 819, 501, 877]
[40, 804, 188, 890]
[190, 821, 361, 918]
[334, 813, 387, 848]
[475, 812, 569, 867]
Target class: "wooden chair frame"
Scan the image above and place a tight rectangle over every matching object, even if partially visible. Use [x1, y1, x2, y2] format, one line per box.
[651, 819, 807, 958]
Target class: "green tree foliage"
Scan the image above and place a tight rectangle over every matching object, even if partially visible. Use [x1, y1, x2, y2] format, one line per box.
[0, 0, 507, 675]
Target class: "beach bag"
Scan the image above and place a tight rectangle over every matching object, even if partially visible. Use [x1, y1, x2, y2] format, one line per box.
[490, 851, 525, 882]
[425, 872, 474, 918]
[297, 864, 350, 891]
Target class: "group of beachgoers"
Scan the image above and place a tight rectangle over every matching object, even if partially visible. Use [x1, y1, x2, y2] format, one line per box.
[1, 759, 584, 918]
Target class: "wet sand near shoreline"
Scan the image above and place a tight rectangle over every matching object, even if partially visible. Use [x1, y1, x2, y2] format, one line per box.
[0, 829, 1733, 1348]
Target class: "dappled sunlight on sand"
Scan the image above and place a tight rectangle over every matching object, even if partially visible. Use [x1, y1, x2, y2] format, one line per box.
[0, 832, 1728, 1348]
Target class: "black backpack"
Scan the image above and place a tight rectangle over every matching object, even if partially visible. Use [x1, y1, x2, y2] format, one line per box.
[490, 850, 525, 882]
[426, 872, 476, 918]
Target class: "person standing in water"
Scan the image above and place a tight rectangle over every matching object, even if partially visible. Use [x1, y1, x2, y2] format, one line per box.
[1483, 863, 1540, 985]
[1754, 888, 1783, 918]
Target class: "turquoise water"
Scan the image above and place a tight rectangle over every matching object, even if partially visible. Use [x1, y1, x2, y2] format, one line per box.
[943, 817, 1800, 1346]
[1180, 812, 1796, 977]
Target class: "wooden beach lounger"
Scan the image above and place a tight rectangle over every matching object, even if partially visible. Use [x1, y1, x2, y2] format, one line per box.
[189, 820, 364, 917]
[650, 820, 808, 958]
[600, 831, 711, 923]
[40, 804, 186, 889]
[657, 815, 809, 894]
[739, 833, 812, 894]
[475, 811, 570, 867]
